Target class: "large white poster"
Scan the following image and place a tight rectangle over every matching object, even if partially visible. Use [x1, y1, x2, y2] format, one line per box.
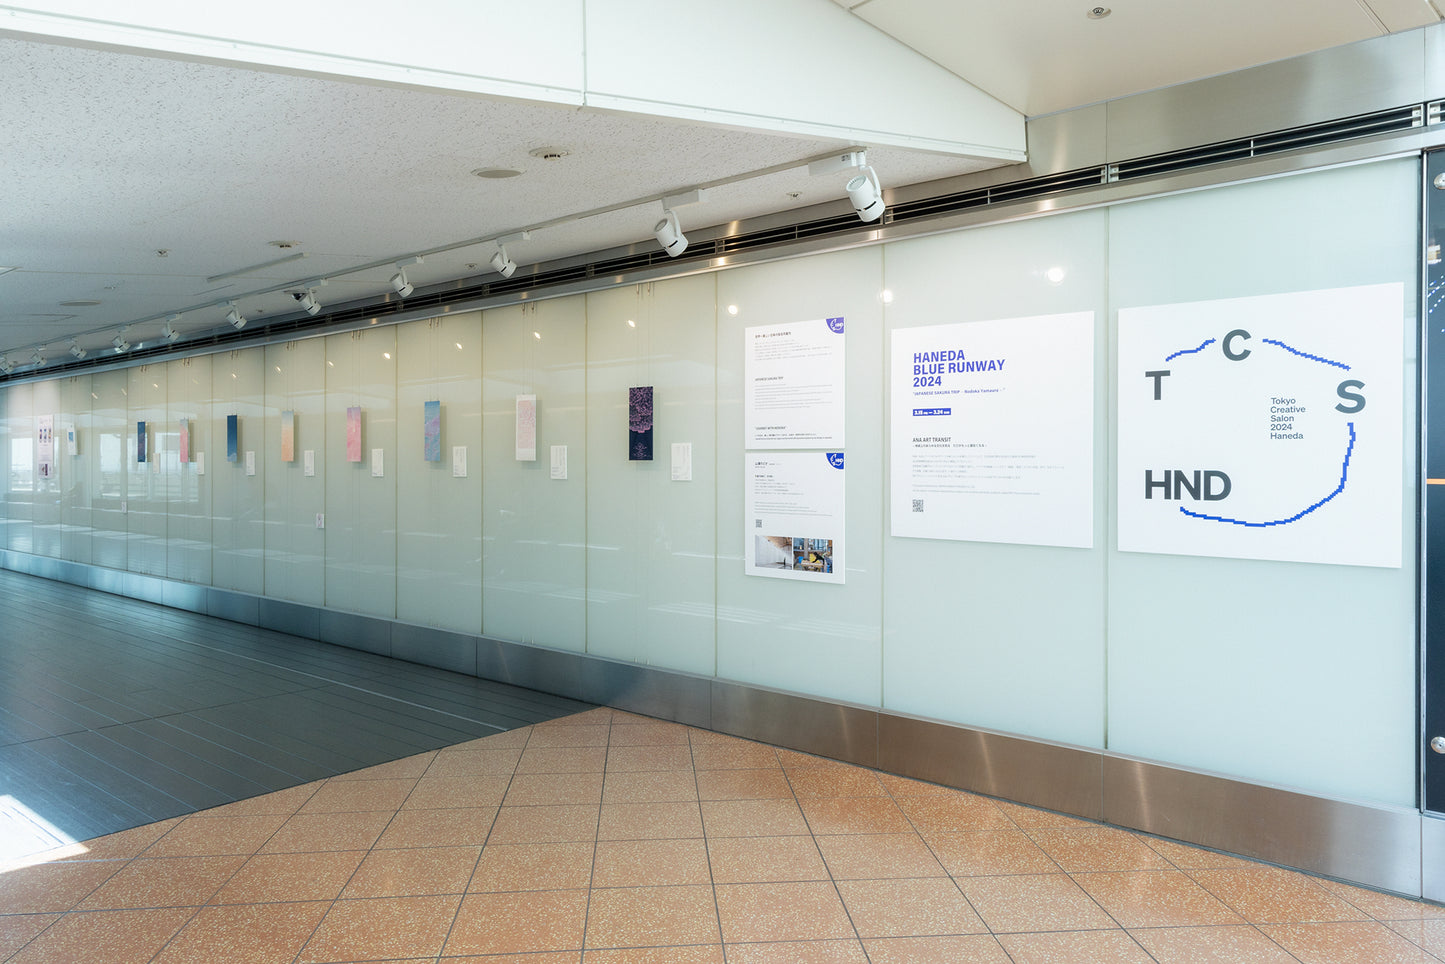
[745, 452, 845, 583]
[890, 312, 1095, 548]
[1117, 283, 1403, 568]
[745, 318, 846, 448]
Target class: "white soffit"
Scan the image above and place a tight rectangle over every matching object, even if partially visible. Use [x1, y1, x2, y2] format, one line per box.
[582, 0, 1025, 161]
[0, 0, 1025, 162]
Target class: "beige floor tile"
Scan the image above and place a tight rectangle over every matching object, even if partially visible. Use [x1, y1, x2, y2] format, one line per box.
[1142, 836, 1261, 870]
[526, 724, 611, 748]
[41, 818, 179, 863]
[994, 801, 1097, 829]
[836, 877, 987, 938]
[592, 837, 711, 887]
[1129, 924, 1300, 963]
[689, 728, 752, 745]
[469, 841, 595, 892]
[0, 913, 59, 959]
[701, 799, 810, 837]
[602, 769, 699, 804]
[297, 777, 418, 813]
[598, 801, 704, 840]
[299, 894, 461, 962]
[814, 832, 947, 879]
[153, 900, 330, 964]
[800, 797, 912, 835]
[1387, 919, 1445, 955]
[77, 854, 246, 910]
[1074, 870, 1243, 928]
[375, 806, 499, 849]
[894, 795, 1013, 834]
[505, 772, 605, 806]
[403, 773, 510, 809]
[606, 744, 695, 772]
[585, 945, 721, 963]
[443, 889, 588, 955]
[958, 873, 1116, 933]
[929, 830, 1060, 877]
[343, 845, 480, 897]
[726, 939, 868, 963]
[998, 929, 1155, 964]
[470, 726, 535, 747]
[516, 746, 610, 774]
[715, 881, 856, 943]
[691, 742, 782, 770]
[260, 810, 393, 853]
[785, 767, 886, 798]
[7, 906, 196, 964]
[606, 722, 693, 746]
[0, 857, 126, 913]
[1261, 920, 1440, 964]
[488, 805, 600, 845]
[1026, 828, 1173, 873]
[331, 752, 436, 781]
[708, 835, 829, 884]
[447, 954, 581, 964]
[1316, 877, 1445, 921]
[1190, 866, 1370, 924]
[196, 785, 317, 818]
[425, 746, 523, 777]
[584, 884, 720, 948]
[144, 813, 289, 857]
[864, 935, 1014, 963]
[211, 849, 364, 903]
[695, 768, 794, 800]
[543, 707, 618, 726]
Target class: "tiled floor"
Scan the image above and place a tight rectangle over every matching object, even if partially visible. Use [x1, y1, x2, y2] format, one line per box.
[3, 707, 1443, 964]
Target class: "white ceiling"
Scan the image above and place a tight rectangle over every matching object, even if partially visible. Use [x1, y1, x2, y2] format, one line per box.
[0, 0, 1436, 365]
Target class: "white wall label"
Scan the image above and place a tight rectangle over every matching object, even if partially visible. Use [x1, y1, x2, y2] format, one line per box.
[244, 450, 256, 476]
[550, 444, 568, 480]
[1117, 283, 1403, 568]
[671, 442, 693, 481]
[303, 449, 315, 477]
[745, 317, 846, 448]
[890, 312, 1095, 548]
[745, 451, 845, 583]
[371, 447, 384, 478]
[197, 452, 205, 475]
[453, 445, 467, 478]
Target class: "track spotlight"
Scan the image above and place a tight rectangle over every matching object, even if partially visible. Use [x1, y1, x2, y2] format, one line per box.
[161, 315, 181, 342]
[654, 209, 688, 257]
[224, 302, 247, 330]
[846, 166, 885, 223]
[31, 348, 46, 366]
[69, 340, 87, 359]
[391, 269, 414, 297]
[294, 289, 320, 315]
[490, 244, 517, 279]
[112, 334, 130, 353]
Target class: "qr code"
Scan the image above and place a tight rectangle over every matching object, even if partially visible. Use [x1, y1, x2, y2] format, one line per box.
[912, 499, 924, 513]
[755, 518, 763, 528]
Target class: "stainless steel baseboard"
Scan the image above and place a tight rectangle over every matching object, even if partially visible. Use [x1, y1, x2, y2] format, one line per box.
[1, 548, 1431, 898]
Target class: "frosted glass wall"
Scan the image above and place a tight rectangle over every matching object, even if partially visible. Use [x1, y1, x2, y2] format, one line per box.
[0, 158, 1420, 807]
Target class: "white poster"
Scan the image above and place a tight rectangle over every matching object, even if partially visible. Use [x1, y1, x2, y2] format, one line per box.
[516, 394, 537, 461]
[371, 448, 385, 478]
[303, 450, 315, 477]
[671, 442, 692, 482]
[745, 317, 846, 448]
[891, 312, 1095, 548]
[244, 450, 256, 476]
[36, 415, 55, 480]
[745, 451, 845, 583]
[1117, 283, 1403, 568]
[452, 446, 467, 478]
[550, 445, 568, 480]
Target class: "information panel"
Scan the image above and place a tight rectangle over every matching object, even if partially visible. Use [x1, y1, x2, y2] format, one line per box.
[890, 312, 1095, 548]
[745, 318, 846, 448]
[1117, 283, 1403, 568]
[744, 452, 845, 583]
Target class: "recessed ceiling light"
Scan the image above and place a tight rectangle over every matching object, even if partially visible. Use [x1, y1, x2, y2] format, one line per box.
[528, 146, 571, 160]
[59, 300, 101, 307]
[269, 240, 302, 248]
[472, 168, 524, 179]
[1086, 5, 1111, 18]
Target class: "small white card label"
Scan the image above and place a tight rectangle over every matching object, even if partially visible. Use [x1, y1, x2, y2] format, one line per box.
[371, 447, 384, 477]
[550, 445, 568, 480]
[671, 442, 692, 481]
[303, 449, 315, 477]
[197, 452, 205, 475]
[453, 446, 467, 478]
[245, 450, 256, 476]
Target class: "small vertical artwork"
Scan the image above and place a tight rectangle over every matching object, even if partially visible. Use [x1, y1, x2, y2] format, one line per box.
[280, 410, 295, 462]
[37, 415, 54, 479]
[628, 386, 654, 461]
[515, 394, 537, 461]
[137, 420, 148, 463]
[346, 406, 362, 462]
[423, 400, 441, 462]
[226, 414, 239, 462]
[178, 417, 190, 463]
